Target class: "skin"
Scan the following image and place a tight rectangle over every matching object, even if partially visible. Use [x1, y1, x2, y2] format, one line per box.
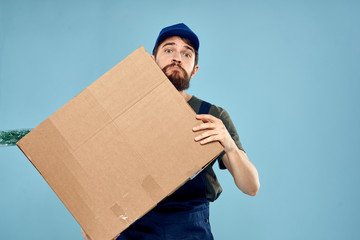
[83, 36, 260, 240]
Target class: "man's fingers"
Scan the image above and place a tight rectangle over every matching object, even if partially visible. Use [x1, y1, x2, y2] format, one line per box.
[194, 130, 217, 141]
[198, 134, 222, 145]
[196, 114, 217, 123]
[193, 114, 228, 146]
[192, 122, 216, 131]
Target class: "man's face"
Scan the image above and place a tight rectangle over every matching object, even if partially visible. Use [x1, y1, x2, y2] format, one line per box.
[153, 36, 199, 91]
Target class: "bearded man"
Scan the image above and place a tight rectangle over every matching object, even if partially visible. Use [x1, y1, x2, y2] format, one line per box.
[83, 23, 260, 240]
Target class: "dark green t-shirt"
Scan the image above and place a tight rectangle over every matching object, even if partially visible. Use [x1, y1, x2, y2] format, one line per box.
[187, 96, 244, 202]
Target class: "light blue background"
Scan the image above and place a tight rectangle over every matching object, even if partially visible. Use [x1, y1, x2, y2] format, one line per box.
[1, 0, 359, 239]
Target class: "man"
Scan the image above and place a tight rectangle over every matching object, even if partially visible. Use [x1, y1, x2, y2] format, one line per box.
[83, 23, 260, 240]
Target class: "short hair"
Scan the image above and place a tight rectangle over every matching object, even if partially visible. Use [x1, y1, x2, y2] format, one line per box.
[152, 37, 199, 66]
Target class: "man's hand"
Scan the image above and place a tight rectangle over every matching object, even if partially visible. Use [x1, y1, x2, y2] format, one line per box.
[193, 114, 260, 196]
[193, 114, 235, 152]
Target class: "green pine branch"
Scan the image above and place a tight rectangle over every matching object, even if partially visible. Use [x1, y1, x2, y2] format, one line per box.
[0, 129, 32, 146]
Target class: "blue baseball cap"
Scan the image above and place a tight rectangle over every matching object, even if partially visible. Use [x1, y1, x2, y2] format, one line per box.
[153, 23, 200, 53]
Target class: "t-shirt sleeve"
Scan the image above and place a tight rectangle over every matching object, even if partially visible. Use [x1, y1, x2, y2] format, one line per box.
[216, 108, 244, 170]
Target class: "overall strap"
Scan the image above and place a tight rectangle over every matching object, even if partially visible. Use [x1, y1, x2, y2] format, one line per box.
[198, 100, 225, 168]
[198, 100, 211, 114]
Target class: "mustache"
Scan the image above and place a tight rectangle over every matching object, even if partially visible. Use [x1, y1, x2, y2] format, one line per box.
[163, 63, 186, 72]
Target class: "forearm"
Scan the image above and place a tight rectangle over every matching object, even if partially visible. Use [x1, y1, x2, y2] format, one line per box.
[222, 142, 260, 196]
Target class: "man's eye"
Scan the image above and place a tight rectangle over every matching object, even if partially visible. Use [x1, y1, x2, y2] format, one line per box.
[184, 53, 191, 58]
[165, 49, 172, 53]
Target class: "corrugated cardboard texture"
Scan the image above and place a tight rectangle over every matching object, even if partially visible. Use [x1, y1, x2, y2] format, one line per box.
[17, 47, 223, 240]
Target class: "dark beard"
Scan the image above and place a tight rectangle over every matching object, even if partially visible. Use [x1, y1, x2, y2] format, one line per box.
[162, 63, 190, 91]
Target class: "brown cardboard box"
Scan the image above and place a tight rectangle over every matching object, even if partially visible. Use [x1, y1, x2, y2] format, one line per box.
[17, 47, 223, 240]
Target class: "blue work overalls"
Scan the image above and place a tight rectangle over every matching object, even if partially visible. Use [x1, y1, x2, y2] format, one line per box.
[117, 101, 215, 240]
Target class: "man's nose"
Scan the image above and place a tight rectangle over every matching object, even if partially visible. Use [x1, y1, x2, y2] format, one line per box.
[172, 51, 182, 63]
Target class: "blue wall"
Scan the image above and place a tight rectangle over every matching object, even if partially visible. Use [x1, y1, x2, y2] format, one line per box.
[1, 0, 359, 239]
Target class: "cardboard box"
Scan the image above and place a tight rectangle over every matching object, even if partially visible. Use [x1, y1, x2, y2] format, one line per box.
[17, 47, 223, 240]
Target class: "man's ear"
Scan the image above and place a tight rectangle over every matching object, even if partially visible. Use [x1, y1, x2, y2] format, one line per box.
[151, 55, 155, 61]
[191, 65, 199, 78]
